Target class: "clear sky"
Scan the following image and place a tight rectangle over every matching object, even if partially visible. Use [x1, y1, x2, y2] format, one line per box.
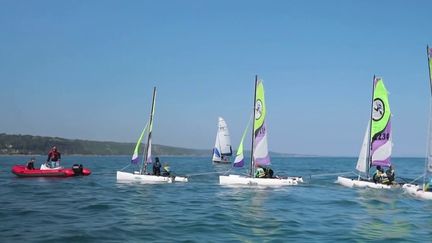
[0, 0, 431, 156]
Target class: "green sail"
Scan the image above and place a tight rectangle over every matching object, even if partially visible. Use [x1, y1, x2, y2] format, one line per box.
[254, 80, 266, 132]
[131, 122, 148, 164]
[371, 78, 391, 138]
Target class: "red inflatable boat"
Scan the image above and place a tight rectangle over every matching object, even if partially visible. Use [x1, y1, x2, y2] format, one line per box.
[12, 164, 91, 177]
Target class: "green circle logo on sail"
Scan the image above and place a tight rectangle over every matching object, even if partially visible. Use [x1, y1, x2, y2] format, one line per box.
[255, 100, 263, 120]
[255, 99, 263, 120]
[372, 98, 385, 121]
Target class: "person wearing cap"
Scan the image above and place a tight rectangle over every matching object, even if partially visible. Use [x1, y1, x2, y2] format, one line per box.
[46, 146, 61, 168]
[153, 157, 161, 176]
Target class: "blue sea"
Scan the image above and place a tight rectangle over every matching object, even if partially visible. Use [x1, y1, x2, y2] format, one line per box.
[0, 156, 431, 242]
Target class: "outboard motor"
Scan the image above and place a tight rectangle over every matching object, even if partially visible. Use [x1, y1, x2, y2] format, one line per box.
[72, 164, 84, 176]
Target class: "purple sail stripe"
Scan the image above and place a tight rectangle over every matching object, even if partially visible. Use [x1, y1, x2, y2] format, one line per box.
[371, 121, 391, 151]
[131, 158, 139, 164]
[371, 159, 391, 167]
[254, 123, 266, 147]
[254, 155, 271, 167]
[233, 159, 244, 167]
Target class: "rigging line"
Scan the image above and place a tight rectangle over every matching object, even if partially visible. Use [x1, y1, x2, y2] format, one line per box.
[404, 174, 425, 185]
[309, 171, 356, 179]
[185, 171, 226, 177]
[120, 164, 131, 171]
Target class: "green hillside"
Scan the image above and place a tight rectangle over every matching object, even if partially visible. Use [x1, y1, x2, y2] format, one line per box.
[0, 133, 210, 156]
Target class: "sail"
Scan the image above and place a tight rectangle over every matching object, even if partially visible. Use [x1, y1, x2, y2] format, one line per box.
[233, 117, 252, 168]
[131, 122, 148, 164]
[370, 77, 392, 168]
[212, 130, 222, 161]
[145, 88, 157, 164]
[427, 47, 432, 173]
[253, 80, 270, 167]
[356, 123, 370, 173]
[218, 117, 233, 156]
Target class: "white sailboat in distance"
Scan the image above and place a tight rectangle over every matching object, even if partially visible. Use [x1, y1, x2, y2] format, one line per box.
[212, 117, 232, 163]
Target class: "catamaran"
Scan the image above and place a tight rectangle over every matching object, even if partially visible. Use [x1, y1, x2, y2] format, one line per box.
[219, 76, 303, 186]
[212, 117, 233, 163]
[116, 87, 188, 183]
[403, 46, 432, 199]
[337, 76, 397, 189]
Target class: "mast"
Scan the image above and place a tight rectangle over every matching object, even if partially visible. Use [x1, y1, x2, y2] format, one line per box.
[366, 75, 376, 178]
[424, 46, 432, 188]
[250, 75, 258, 177]
[141, 87, 157, 174]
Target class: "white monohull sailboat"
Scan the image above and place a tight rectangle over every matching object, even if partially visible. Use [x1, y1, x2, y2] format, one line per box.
[116, 87, 188, 183]
[219, 76, 303, 186]
[403, 46, 432, 199]
[212, 117, 232, 163]
[337, 76, 397, 189]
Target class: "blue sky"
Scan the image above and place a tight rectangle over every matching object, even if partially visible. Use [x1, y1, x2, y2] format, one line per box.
[0, 0, 431, 156]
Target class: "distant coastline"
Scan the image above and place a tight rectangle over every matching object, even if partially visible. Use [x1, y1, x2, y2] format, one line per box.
[0, 133, 312, 157]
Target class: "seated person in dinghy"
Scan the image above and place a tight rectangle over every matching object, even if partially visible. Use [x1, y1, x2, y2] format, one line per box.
[26, 157, 36, 170]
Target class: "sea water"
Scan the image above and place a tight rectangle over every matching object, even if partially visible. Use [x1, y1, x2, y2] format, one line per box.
[0, 156, 431, 242]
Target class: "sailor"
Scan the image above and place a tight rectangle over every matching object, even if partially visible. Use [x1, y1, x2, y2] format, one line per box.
[373, 166, 384, 183]
[424, 178, 432, 192]
[162, 163, 170, 176]
[26, 157, 35, 170]
[385, 165, 395, 185]
[46, 146, 61, 168]
[255, 167, 266, 178]
[153, 157, 161, 176]
[263, 167, 274, 178]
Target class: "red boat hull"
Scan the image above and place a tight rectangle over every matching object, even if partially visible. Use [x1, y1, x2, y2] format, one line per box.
[12, 165, 91, 177]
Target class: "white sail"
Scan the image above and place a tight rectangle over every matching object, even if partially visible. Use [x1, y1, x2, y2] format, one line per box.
[212, 131, 221, 161]
[212, 117, 232, 162]
[217, 117, 232, 155]
[356, 123, 370, 173]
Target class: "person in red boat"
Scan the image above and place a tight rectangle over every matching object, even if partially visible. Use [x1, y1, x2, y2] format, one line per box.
[26, 157, 35, 170]
[46, 146, 61, 168]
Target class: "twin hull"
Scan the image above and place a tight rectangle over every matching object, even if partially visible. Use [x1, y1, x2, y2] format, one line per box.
[116, 171, 188, 183]
[219, 174, 303, 186]
[402, 184, 432, 200]
[337, 176, 395, 189]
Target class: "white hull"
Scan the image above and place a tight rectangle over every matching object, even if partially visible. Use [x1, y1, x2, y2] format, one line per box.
[337, 176, 396, 189]
[116, 171, 188, 183]
[219, 174, 303, 186]
[402, 184, 432, 200]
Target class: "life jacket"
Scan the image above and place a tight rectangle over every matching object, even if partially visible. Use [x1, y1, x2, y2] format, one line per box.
[48, 150, 60, 161]
[256, 168, 265, 178]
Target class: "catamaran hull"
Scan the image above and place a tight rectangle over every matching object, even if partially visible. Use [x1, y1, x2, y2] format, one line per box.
[337, 176, 396, 189]
[402, 184, 432, 200]
[116, 171, 188, 183]
[219, 174, 302, 186]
